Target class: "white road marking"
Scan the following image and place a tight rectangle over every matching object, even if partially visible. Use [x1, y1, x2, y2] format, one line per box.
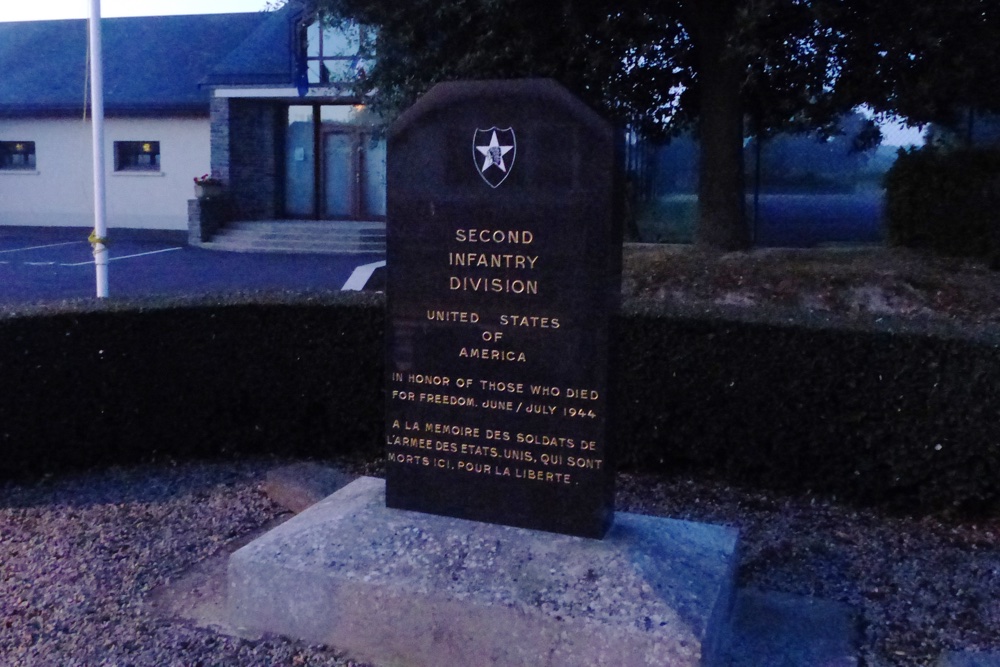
[60, 247, 183, 266]
[342, 260, 386, 291]
[24, 261, 56, 266]
[0, 241, 81, 254]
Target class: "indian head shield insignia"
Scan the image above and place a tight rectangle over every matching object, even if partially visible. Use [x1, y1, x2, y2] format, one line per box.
[473, 127, 516, 188]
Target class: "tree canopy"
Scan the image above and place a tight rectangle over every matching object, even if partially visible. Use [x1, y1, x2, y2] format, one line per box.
[311, 0, 997, 248]
[833, 0, 1000, 145]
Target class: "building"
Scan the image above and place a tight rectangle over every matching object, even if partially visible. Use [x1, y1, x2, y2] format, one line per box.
[0, 1, 382, 234]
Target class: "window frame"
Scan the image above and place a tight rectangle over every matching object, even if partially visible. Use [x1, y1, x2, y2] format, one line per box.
[113, 141, 161, 172]
[0, 141, 37, 171]
[302, 17, 373, 86]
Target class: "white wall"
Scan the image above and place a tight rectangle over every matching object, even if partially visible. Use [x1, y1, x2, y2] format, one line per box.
[0, 116, 210, 230]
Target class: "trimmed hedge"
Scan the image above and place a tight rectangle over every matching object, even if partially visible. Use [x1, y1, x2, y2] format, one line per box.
[613, 305, 1000, 513]
[2, 294, 999, 514]
[885, 147, 1000, 259]
[0, 295, 385, 475]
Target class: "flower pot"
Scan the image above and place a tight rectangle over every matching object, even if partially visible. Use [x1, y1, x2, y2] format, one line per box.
[195, 183, 224, 198]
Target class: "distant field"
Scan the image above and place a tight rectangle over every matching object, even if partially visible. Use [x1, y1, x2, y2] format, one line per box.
[636, 192, 885, 247]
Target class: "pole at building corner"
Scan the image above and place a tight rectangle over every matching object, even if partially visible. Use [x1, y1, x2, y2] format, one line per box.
[89, 0, 109, 298]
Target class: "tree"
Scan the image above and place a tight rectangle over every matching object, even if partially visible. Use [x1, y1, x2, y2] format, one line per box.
[315, 0, 854, 249]
[832, 0, 1000, 144]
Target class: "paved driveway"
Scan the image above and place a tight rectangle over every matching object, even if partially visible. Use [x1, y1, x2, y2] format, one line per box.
[0, 228, 385, 306]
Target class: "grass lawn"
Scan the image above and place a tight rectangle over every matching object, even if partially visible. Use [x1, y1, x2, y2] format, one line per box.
[637, 192, 885, 247]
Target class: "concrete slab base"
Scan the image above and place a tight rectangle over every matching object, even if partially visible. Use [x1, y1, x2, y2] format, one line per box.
[721, 589, 859, 666]
[939, 652, 1000, 667]
[227, 476, 740, 667]
[262, 462, 353, 514]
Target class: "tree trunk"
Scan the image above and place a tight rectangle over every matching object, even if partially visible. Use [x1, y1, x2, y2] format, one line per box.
[753, 133, 762, 246]
[692, 0, 750, 250]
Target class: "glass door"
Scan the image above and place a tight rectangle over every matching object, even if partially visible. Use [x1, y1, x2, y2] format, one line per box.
[322, 131, 355, 218]
[284, 105, 316, 217]
[283, 104, 386, 220]
[361, 132, 386, 218]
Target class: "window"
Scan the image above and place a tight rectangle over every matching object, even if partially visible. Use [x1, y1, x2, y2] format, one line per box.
[114, 141, 160, 172]
[0, 141, 36, 170]
[304, 18, 374, 85]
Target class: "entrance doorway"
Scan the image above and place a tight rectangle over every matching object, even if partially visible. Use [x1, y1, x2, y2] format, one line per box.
[285, 104, 386, 220]
[321, 128, 386, 219]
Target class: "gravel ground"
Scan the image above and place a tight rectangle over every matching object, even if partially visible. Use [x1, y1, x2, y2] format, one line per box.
[618, 472, 1000, 667]
[1, 458, 998, 667]
[0, 460, 372, 667]
[623, 244, 1000, 327]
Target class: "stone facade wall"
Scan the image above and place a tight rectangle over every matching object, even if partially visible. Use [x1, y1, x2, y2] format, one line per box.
[187, 196, 232, 244]
[226, 100, 284, 220]
[209, 96, 231, 185]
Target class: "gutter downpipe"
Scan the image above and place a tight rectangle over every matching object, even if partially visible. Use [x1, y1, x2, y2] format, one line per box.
[89, 0, 109, 298]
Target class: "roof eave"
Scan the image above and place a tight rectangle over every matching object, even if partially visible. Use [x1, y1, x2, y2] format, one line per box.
[0, 104, 210, 120]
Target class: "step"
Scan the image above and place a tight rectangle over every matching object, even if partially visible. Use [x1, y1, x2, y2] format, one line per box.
[217, 229, 385, 239]
[212, 230, 385, 243]
[225, 221, 385, 234]
[201, 240, 385, 255]
[203, 220, 386, 255]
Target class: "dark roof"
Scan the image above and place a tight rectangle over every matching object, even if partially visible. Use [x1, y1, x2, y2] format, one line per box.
[0, 12, 272, 117]
[204, 5, 307, 87]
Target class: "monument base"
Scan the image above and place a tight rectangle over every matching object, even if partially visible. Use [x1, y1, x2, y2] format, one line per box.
[228, 477, 739, 667]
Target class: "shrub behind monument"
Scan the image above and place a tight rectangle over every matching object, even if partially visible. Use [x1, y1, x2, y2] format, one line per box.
[885, 147, 1000, 260]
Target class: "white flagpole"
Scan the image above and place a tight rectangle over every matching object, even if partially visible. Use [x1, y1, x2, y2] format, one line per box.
[88, 0, 109, 298]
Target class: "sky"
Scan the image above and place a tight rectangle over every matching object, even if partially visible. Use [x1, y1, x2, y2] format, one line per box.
[0, 0, 271, 22]
[882, 123, 923, 148]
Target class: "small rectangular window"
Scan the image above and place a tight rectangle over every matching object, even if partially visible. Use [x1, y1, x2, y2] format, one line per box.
[0, 141, 36, 170]
[114, 141, 160, 172]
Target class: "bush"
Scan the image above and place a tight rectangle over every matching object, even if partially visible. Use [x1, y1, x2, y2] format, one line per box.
[3, 295, 1000, 515]
[0, 296, 385, 478]
[612, 306, 1000, 514]
[885, 147, 1000, 259]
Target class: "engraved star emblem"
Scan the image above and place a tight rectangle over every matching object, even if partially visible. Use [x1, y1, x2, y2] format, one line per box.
[476, 130, 514, 174]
